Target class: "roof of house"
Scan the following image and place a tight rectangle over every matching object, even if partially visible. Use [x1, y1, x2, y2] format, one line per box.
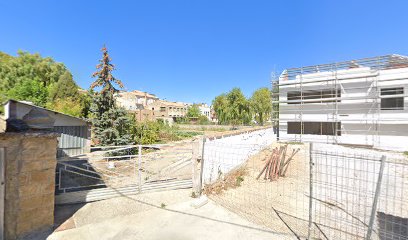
[150, 100, 187, 108]
[117, 90, 158, 99]
[4, 99, 88, 122]
[281, 54, 408, 81]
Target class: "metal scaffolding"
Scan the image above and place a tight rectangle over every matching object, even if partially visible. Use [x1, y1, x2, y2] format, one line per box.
[272, 54, 408, 150]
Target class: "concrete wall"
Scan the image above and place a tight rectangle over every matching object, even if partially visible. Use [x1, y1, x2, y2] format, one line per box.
[202, 128, 275, 184]
[0, 132, 58, 239]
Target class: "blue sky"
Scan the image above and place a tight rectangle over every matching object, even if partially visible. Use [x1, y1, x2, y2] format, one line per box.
[1, 1, 408, 104]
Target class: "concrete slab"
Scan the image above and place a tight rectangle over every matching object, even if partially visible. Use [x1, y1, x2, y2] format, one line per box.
[48, 199, 292, 240]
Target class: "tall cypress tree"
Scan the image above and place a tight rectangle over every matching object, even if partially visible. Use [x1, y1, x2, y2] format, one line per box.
[90, 46, 132, 146]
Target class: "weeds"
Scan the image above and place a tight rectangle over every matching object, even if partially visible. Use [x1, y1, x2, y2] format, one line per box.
[236, 176, 244, 186]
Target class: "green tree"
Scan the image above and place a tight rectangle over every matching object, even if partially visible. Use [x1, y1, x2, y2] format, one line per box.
[0, 50, 90, 117]
[212, 94, 229, 124]
[271, 81, 279, 126]
[49, 71, 79, 101]
[7, 79, 48, 106]
[90, 46, 132, 146]
[48, 97, 83, 117]
[212, 88, 251, 125]
[226, 88, 251, 126]
[250, 87, 272, 125]
[0, 51, 67, 93]
[187, 104, 201, 118]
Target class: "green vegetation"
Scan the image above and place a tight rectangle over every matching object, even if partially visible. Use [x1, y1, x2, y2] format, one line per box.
[186, 104, 201, 118]
[404, 151, 408, 157]
[212, 87, 272, 126]
[0, 50, 89, 117]
[250, 87, 272, 125]
[132, 120, 201, 144]
[160, 203, 166, 208]
[89, 46, 133, 146]
[236, 175, 244, 186]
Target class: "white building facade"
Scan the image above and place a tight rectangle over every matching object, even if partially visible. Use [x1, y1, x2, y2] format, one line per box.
[115, 90, 159, 111]
[198, 103, 211, 120]
[277, 54, 408, 151]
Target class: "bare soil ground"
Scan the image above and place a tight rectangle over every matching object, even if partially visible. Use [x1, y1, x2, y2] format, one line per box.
[83, 140, 195, 188]
[204, 142, 408, 240]
[204, 142, 311, 239]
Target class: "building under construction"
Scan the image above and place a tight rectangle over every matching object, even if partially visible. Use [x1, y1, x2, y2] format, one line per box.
[275, 54, 408, 151]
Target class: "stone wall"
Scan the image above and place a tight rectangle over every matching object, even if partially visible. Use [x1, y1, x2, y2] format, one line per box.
[0, 132, 58, 240]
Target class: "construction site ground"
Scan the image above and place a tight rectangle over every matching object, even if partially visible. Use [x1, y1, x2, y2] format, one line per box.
[47, 189, 288, 240]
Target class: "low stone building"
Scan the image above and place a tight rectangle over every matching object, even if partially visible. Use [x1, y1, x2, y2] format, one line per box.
[4, 100, 91, 158]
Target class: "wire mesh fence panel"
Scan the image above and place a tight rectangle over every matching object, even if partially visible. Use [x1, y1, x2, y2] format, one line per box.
[203, 137, 310, 239]
[310, 147, 383, 239]
[310, 143, 408, 240]
[141, 143, 194, 184]
[374, 158, 408, 240]
[202, 138, 408, 240]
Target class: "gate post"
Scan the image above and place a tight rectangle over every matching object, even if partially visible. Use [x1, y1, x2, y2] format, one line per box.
[138, 145, 142, 193]
[199, 137, 206, 196]
[308, 143, 314, 240]
[366, 155, 386, 240]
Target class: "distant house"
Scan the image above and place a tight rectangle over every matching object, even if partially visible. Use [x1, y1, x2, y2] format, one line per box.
[3, 100, 91, 158]
[146, 100, 189, 123]
[115, 90, 159, 110]
[197, 103, 211, 120]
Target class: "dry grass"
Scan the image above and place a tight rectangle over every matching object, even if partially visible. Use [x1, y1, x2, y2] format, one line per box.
[203, 166, 248, 195]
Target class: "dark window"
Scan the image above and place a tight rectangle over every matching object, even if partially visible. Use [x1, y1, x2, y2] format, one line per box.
[381, 87, 403, 96]
[287, 89, 341, 104]
[287, 122, 301, 134]
[381, 88, 404, 110]
[160, 107, 166, 112]
[287, 122, 341, 136]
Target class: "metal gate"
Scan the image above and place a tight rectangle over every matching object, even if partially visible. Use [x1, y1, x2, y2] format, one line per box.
[55, 143, 195, 204]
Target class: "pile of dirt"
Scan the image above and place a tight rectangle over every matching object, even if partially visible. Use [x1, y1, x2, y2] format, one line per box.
[203, 166, 248, 195]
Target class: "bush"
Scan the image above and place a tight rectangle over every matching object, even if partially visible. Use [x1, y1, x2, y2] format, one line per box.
[198, 115, 210, 125]
[131, 120, 201, 144]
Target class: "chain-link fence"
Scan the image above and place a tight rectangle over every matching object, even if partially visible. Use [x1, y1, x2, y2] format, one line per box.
[202, 140, 408, 240]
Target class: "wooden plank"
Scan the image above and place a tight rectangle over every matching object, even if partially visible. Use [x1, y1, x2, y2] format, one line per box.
[0, 148, 4, 240]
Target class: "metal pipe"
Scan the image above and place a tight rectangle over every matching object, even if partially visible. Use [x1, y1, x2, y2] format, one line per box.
[365, 155, 386, 240]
